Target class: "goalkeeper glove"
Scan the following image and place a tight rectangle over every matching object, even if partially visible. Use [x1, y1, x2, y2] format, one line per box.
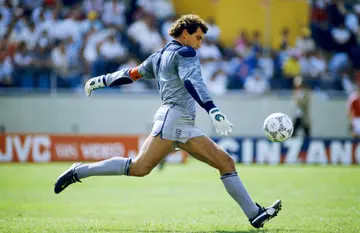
[209, 108, 233, 136]
[84, 76, 106, 97]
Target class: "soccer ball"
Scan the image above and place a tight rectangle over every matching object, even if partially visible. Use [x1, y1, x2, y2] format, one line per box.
[263, 113, 293, 142]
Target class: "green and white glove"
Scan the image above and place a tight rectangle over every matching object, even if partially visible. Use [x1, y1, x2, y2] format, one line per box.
[209, 108, 233, 136]
[84, 76, 106, 97]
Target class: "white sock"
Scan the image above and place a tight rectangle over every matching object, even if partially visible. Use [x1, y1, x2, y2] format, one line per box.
[221, 172, 259, 219]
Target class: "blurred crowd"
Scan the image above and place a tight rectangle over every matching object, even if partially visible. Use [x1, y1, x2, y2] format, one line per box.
[0, 0, 359, 95]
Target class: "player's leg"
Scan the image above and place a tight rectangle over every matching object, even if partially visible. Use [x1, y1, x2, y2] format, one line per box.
[54, 135, 174, 193]
[128, 135, 174, 176]
[302, 119, 310, 137]
[177, 135, 259, 217]
[76, 134, 174, 177]
[292, 117, 301, 136]
[177, 135, 281, 228]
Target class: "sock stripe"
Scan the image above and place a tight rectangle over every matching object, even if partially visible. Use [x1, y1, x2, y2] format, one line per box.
[125, 158, 132, 176]
[220, 172, 238, 180]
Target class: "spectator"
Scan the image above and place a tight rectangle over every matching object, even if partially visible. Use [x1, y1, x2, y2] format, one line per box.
[258, 49, 274, 79]
[345, 4, 360, 36]
[279, 27, 290, 50]
[222, 50, 241, 77]
[136, 0, 174, 21]
[31, 3, 56, 25]
[244, 70, 269, 95]
[244, 71, 270, 95]
[207, 68, 228, 95]
[251, 30, 262, 52]
[83, 27, 113, 70]
[296, 27, 316, 54]
[340, 70, 356, 95]
[0, 55, 13, 87]
[12, 41, 33, 88]
[52, 41, 69, 86]
[227, 54, 254, 90]
[33, 8, 56, 40]
[99, 32, 127, 59]
[53, 9, 82, 41]
[234, 29, 250, 57]
[299, 51, 326, 79]
[198, 39, 222, 61]
[127, 14, 164, 59]
[52, 39, 83, 89]
[102, 0, 127, 32]
[199, 40, 223, 95]
[97, 30, 127, 73]
[328, 52, 349, 79]
[243, 48, 261, 76]
[283, 50, 301, 77]
[299, 50, 327, 89]
[331, 23, 352, 46]
[161, 15, 176, 42]
[0, 1, 12, 27]
[206, 17, 221, 43]
[310, 50, 327, 78]
[83, 0, 104, 14]
[292, 76, 311, 137]
[11, 18, 38, 50]
[0, 11, 9, 39]
[31, 39, 53, 89]
[80, 10, 103, 35]
[1, 0, 358, 95]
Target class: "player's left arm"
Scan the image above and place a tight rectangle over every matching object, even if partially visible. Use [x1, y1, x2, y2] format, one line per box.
[176, 46, 233, 136]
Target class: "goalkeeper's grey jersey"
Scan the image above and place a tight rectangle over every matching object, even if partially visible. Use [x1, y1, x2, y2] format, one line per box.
[138, 40, 213, 117]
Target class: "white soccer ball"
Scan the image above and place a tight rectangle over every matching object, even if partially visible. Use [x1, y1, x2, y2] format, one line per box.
[263, 113, 293, 142]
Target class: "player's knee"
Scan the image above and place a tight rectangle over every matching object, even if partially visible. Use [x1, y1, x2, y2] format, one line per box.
[137, 167, 152, 177]
[129, 165, 153, 177]
[217, 153, 236, 174]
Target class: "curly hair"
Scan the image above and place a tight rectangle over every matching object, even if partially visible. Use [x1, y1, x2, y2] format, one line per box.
[168, 14, 208, 38]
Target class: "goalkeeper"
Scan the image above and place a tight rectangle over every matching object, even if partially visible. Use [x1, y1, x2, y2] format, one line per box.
[54, 14, 281, 229]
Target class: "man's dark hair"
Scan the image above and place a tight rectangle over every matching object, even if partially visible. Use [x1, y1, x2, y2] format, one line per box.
[169, 14, 208, 38]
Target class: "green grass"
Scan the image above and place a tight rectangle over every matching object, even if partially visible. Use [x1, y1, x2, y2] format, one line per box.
[0, 161, 359, 233]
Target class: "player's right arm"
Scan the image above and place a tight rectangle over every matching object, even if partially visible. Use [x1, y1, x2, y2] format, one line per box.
[84, 54, 156, 96]
[175, 46, 233, 136]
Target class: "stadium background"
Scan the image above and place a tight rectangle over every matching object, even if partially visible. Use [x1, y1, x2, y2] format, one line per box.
[1, 1, 360, 233]
[0, 0, 359, 165]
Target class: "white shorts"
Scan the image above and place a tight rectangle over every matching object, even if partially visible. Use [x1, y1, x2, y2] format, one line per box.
[151, 104, 204, 143]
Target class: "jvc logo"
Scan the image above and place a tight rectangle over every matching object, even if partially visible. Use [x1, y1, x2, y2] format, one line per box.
[0, 135, 51, 162]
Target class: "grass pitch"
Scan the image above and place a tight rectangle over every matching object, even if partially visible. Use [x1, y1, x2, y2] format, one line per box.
[0, 160, 359, 233]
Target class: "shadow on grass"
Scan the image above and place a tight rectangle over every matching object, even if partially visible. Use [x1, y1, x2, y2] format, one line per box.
[215, 230, 266, 233]
[82, 227, 298, 233]
[107, 230, 268, 233]
[217, 229, 306, 233]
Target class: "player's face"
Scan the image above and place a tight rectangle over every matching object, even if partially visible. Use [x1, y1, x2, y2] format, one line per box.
[184, 28, 204, 50]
